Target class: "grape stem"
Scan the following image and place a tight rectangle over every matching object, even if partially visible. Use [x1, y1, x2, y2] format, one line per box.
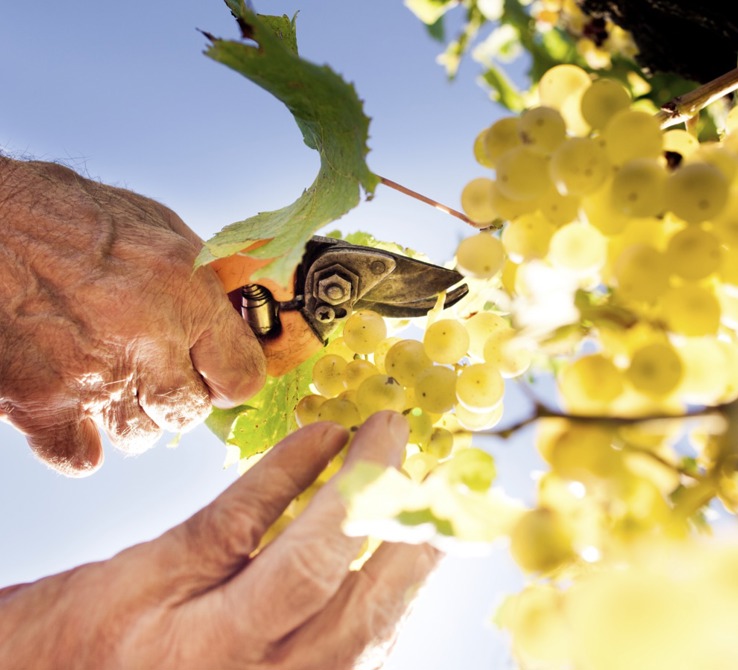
[376, 175, 476, 226]
[656, 66, 738, 129]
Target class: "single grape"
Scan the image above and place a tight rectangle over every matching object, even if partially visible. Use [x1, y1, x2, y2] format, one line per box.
[312, 354, 348, 397]
[384, 339, 433, 387]
[456, 363, 505, 412]
[501, 211, 556, 262]
[455, 231, 506, 279]
[438, 448, 497, 492]
[661, 284, 721, 337]
[610, 158, 666, 218]
[316, 397, 362, 429]
[483, 329, 533, 378]
[549, 424, 624, 484]
[547, 221, 607, 275]
[464, 311, 510, 360]
[495, 146, 553, 202]
[483, 116, 523, 166]
[581, 180, 630, 236]
[414, 366, 457, 414]
[461, 177, 498, 225]
[454, 402, 504, 431]
[626, 341, 683, 397]
[406, 406, 434, 447]
[343, 358, 379, 390]
[423, 427, 454, 459]
[549, 137, 611, 197]
[557, 353, 624, 413]
[676, 338, 732, 405]
[664, 162, 729, 224]
[538, 64, 591, 112]
[488, 180, 539, 220]
[294, 394, 326, 427]
[510, 508, 575, 573]
[602, 109, 663, 166]
[665, 226, 721, 281]
[473, 127, 495, 168]
[355, 374, 407, 419]
[536, 188, 580, 226]
[324, 336, 356, 361]
[518, 106, 567, 155]
[424, 318, 470, 365]
[579, 77, 630, 130]
[613, 244, 670, 303]
[342, 309, 387, 354]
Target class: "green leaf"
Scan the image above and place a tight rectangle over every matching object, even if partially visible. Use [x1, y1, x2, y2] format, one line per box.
[206, 348, 321, 461]
[196, 4, 379, 286]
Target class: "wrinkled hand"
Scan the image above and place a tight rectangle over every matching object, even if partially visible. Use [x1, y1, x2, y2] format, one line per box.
[0, 413, 440, 670]
[0, 157, 265, 475]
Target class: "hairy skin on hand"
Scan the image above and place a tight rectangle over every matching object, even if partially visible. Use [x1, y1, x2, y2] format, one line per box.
[0, 156, 266, 475]
[0, 414, 441, 670]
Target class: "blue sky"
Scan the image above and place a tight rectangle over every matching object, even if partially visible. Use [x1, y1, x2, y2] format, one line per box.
[0, 2, 533, 666]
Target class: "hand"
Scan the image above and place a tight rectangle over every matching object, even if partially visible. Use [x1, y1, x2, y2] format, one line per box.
[0, 412, 440, 669]
[0, 157, 265, 475]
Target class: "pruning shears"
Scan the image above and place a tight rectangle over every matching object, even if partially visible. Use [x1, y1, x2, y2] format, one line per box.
[211, 236, 468, 376]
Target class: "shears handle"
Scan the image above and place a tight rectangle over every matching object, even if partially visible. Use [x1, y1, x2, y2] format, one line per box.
[210, 244, 323, 377]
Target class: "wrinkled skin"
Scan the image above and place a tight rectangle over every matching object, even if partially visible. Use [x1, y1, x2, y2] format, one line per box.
[0, 412, 441, 669]
[0, 156, 266, 475]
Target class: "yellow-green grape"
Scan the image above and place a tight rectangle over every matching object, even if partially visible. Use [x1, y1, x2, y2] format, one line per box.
[424, 318, 470, 365]
[549, 424, 623, 484]
[663, 128, 699, 159]
[579, 77, 630, 130]
[342, 309, 387, 354]
[664, 162, 730, 224]
[719, 245, 738, 287]
[581, 180, 630, 236]
[537, 64, 591, 112]
[482, 116, 523, 167]
[547, 221, 607, 275]
[610, 158, 666, 218]
[438, 448, 497, 492]
[549, 137, 611, 196]
[626, 341, 683, 397]
[454, 402, 504, 431]
[664, 226, 721, 281]
[406, 407, 434, 447]
[488, 180, 539, 220]
[509, 507, 575, 573]
[312, 354, 348, 397]
[356, 374, 407, 419]
[518, 106, 567, 155]
[294, 394, 326, 427]
[424, 427, 454, 459]
[483, 329, 532, 378]
[557, 353, 624, 412]
[613, 244, 670, 303]
[676, 338, 732, 405]
[414, 366, 457, 413]
[537, 188, 580, 226]
[495, 146, 553, 202]
[688, 143, 738, 183]
[343, 358, 379, 390]
[316, 397, 362, 429]
[338, 388, 359, 405]
[711, 187, 738, 246]
[455, 231, 506, 278]
[501, 211, 556, 263]
[384, 339, 433, 387]
[372, 336, 401, 373]
[465, 311, 510, 360]
[661, 284, 721, 337]
[460, 177, 498, 226]
[324, 336, 355, 361]
[473, 127, 495, 168]
[602, 109, 663, 165]
[456, 363, 505, 412]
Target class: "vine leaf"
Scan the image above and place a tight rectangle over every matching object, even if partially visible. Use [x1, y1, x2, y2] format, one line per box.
[196, 2, 379, 287]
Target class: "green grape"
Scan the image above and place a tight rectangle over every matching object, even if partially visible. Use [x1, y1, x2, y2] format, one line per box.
[509, 507, 575, 573]
[342, 309, 387, 354]
[372, 336, 401, 373]
[663, 128, 699, 159]
[677, 338, 732, 405]
[579, 77, 630, 130]
[456, 363, 505, 412]
[356, 374, 407, 419]
[547, 221, 607, 275]
[316, 397, 362, 429]
[406, 406, 434, 447]
[312, 354, 348, 397]
[581, 180, 630, 236]
[602, 109, 663, 166]
[661, 284, 721, 337]
[414, 366, 457, 414]
[465, 311, 510, 360]
[549, 424, 624, 484]
[438, 448, 497, 492]
[495, 146, 553, 202]
[610, 158, 666, 218]
[518, 106, 566, 155]
[343, 358, 379, 390]
[424, 427, 454, 459]
[460, 177, 498, 225]
[488, 180, 538, 220]
[501, 211, 556, 262]
[549, 137, 611, 197]
[473, 127, 495, 168]
[626, 341, 683, 397]
[424, 318, 470, 365]
[482, 116, 523, 167]
[455, 231, 506, 279]
[664, 162, 729, 224]
[536, 188, 580, 226]
[613, 244, 670, 303]
[454, 402, 504, 431]
[384, 339, 433, 387]
[665, 226, 721, 280]
[483, 328, 532, 378]
[537, 64, 591, 112]
[324, 336, 356, 361]
[689, 143, 738, 182]
[557, 354, 624, 413]
[294, 394, 326, 427]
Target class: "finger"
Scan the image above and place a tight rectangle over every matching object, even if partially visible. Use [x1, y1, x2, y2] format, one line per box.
[190, 303, 266, 409]
[100, 392, 163, 454]
[26, 415, 104, 477]
[135, 421, 350, 599]
[276, 542, 442, 670]
[230, 411, 409, 642]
